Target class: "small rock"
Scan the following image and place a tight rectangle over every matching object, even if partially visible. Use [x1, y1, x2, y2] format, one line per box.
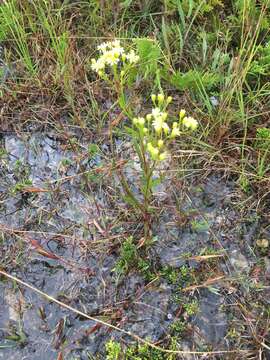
[230, 250, 249, 272]
[158, 245, 186, 268]
[210, 96, 219, 106]
[256, 238, 269, 248]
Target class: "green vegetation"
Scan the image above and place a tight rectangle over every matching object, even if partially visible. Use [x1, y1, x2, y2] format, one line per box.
[114, 236, 155, 280]
[105, 340, 171, 360]
[0, 1, 269, 179]
[0, 0, 269, 194]
[1, 0, 270, 358]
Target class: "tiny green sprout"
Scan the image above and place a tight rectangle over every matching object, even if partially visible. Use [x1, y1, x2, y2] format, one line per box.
[105, 340, 121, 360]
[226, 327, 238, 339]
[12, 179, 32, 193]
[256, 127, 270, 140]
[180, 265, 189, 278]
[184, 300, 199, 316]
[0, 148, 7, 158]
[114, 237, 137, 274]
[14, 159, 23, 171]
[191, 219, 209, 232]
[161, 265, 179, 284]
[60, 158, 71, 167]
[170, 320, 187, 336]
[137, 258, 155, 281]
[88, 143, 100, 156]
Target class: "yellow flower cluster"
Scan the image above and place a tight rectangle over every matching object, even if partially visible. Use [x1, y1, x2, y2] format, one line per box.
[180, 109, 198, 131]
[133, 94, 198, 161]
[91, 40, 139, 76]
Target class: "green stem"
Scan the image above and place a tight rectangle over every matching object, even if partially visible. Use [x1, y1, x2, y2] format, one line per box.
[144, 161, 156, 211]
[118, 170, 145, 213]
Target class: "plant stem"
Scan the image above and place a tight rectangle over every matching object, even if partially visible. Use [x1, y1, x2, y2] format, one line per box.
[117, 169, 145, 213]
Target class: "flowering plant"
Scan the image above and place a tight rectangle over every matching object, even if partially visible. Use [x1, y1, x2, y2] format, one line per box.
[133, 94, 198, 162]
[91, 39, 139, 74]
[91, 39, 139, 112]
[91, 41, 198, 244]
[125, 94, 198, 242]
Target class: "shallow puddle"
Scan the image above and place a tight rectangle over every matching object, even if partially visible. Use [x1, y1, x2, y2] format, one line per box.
[0, 132, 267, 359]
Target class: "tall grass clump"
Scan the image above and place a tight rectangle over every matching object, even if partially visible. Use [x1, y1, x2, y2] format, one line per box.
[33, 0, 71, 84]
[0, 0, 36, 75]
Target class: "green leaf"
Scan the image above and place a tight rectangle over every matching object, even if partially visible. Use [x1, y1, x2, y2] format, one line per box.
[150, 177, 162, 190]
[191, 219, 209, 232]
[88, 143, 100, 156]
[122, 194, 140, 208]
[135, 38, 161, 78]
[124, 126, 139, 139]
[163, 69, 221, 91]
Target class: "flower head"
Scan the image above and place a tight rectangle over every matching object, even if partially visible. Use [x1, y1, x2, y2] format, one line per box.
[171, 125, 181, 138]
[103, 49, 120, 66]
[151, 94, 156, 102]
[137, 117, 145, 126]
[97, 42, 109, 53]
[162, 122, 170, 135]
[147, 143, 159, 160]
[152, 107, 162, 119]
[91, 58, 105, 72]
[157, 93, 165, 104]
[143, 127, 148, 135]
[167, 96, 173, 104]
[162, 112, 168, 121]
[91, 40, 138, 76]
[157, 139, 164, 148]
[146, 113, 152, 121]
[170, 122, 181, 138]
[182, 116, 198, 131]
[158, 152, 168, 161]
[126, 50, 139, 64]
[152, 117, 163, 133]
[133, 117, 138, 125]
[152, 117, 170, 135]
[112, 39, 121, 48]
[179, 109, 186, 120]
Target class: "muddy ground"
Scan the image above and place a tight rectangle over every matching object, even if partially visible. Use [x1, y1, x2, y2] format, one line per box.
[0, 131, 270, 359]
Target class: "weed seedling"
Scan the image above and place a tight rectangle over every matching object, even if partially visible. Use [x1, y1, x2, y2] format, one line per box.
[105, 339, 121, 360]
[183, 299, 199, 316]
[160, 265, 179, 284]
[170, 319, 187, 337]
[114, 236, 138, 275]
